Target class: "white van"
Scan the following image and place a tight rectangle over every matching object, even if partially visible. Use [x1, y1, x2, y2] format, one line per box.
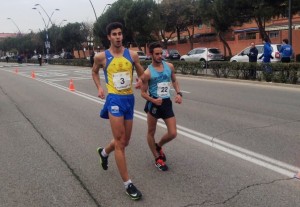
[230, 44, 282, 62]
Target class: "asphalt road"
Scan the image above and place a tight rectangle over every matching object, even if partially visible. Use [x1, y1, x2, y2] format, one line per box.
[1, 63, 300, 207]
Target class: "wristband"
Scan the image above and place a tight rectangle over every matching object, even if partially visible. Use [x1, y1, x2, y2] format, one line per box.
[177, 92, 183, 97]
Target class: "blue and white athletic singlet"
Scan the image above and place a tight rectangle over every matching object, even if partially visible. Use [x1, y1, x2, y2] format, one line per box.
[148, 61, 172, 99]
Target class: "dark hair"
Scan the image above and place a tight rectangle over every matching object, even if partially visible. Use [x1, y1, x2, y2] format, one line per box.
[148, 42, 162, 54]
[106, 22, 123, 35]
[282, 39, 288, 44]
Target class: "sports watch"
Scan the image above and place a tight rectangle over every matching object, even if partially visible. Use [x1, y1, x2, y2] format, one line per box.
[177, 92, 183, 97]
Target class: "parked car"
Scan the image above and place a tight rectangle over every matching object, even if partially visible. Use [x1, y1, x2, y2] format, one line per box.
[162, 49, 181, 60]
[31, 55, 38, 60]
[51, 54, 61, 59]
[61, 52, 74, 59]
[180, 47, 224, 68]
[137, 51, 147, 60]
[230, 44, 282, 62]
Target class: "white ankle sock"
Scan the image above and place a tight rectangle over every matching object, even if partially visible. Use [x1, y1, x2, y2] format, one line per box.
[124, 179, 132, 189]
[101, 148, 108, 157]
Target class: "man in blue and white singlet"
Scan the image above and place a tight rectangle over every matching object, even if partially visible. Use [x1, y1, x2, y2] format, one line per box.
[141, 42, 182, 171]
[92, 22, 144, 200]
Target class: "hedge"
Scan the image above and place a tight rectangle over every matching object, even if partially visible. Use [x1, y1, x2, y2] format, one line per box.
[207, 61, 300, 84]
[1, 58, 299, 84]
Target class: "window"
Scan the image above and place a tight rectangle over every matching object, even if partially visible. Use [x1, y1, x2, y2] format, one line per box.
[195, 49, 205, 54]
[245, 33, 256, 40]
[188, 49, 196, 55]
[269, 31, 279, 38]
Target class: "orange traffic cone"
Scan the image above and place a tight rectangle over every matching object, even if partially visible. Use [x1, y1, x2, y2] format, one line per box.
[15, 68, 18, 74]
[295, 172, 300, 179]
[69, 79, 75, 91]
[31, 71, 36, 79]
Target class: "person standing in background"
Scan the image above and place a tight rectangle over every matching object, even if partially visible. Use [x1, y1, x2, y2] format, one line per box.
[259, 38, 273, 82]
[247, 42, 258, 79]
[38, 53, 42, 66]
[280, 39, 293, 63]
[280, 39, 293, 79]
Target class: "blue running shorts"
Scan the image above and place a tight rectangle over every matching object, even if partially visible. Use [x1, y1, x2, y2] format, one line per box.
[100, 94, 135, 120]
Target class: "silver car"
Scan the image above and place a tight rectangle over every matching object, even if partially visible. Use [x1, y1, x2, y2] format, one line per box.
[180, 47, 224, 68]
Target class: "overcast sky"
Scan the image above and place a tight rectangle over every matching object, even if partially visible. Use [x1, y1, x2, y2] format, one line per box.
[0, 0, 116, 33]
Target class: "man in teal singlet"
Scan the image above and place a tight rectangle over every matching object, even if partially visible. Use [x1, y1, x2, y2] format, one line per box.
[141, 42, 182, 171]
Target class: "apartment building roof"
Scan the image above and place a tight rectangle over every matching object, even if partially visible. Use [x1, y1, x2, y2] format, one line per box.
[0, 33, 18, 38]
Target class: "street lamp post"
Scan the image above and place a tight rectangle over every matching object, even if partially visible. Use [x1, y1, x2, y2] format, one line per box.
[48, 9, 60, 28]
[32, 5, 59, 60]
[33, 7, 49, 56]
[101, 4, 111, 15]
[288, 0, 292, 46]
[59, 19, 67, 27]
[88, 0, 97, 21]
[7, 18, 21, 35]
[34, 4, 53, 26]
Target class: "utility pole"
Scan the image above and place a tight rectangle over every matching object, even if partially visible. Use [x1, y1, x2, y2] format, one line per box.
[288, 0, 292, 46]
[7, 18, 22, 35]
[88, 0, 97, 21]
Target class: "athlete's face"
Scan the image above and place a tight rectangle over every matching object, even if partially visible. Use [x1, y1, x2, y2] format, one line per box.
[151, 47, 163, 63]
[108, 28, 123, 48]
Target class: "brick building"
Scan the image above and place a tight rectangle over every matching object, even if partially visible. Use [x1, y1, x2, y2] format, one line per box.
[154, 14, 300, 59]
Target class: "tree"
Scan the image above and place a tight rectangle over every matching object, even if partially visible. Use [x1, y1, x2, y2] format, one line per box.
[159, 0, 201, 48]
[125, 0, 160, 51]
[94, 0, 134, 49]
[60, 23, 87, 58]
[48, 25, 63, 54]
[198, 0, 245, 56]
[234, 0, 300, 42]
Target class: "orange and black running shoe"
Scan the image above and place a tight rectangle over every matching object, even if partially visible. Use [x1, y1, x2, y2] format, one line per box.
[156, 143, 166, 161]
[155, 156, 168, 171]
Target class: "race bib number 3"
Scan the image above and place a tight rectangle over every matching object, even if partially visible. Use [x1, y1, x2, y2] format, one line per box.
[157, 82, 170, 97]
[113, 72, 131, 90]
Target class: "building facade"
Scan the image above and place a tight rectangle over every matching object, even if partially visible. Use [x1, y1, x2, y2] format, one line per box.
[161, 14, 300, 59]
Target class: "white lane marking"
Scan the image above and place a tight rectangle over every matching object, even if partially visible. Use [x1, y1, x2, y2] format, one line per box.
[46, 77, 93, 82]
[3, 68, 300, 178]
[170, 89, 190, 94]
[35, 72, 67, 77]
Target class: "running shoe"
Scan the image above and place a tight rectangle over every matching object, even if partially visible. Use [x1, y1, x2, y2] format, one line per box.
[156, 143, 166, 161]
[155, 156, 168, 171]
[97, 147, 108, 170]
[126, 183, 142, 200]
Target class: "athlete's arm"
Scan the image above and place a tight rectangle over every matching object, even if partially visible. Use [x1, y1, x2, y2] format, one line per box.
[92, 52, 106, 99]
[130, 50, 145, 89]
[168, 62, 182, 104]
[130, 50, 144, 78]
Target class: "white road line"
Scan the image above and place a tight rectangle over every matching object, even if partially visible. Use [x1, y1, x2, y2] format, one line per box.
[2, 68, 300, 178]
[46, 77, 93, 82]
[170, 89, 190, 94]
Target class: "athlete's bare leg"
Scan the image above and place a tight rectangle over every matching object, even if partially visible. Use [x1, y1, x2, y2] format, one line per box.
[146, 113, 159, 158]
[157, 116, 177, 147]
[107, 113, 133, 182]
